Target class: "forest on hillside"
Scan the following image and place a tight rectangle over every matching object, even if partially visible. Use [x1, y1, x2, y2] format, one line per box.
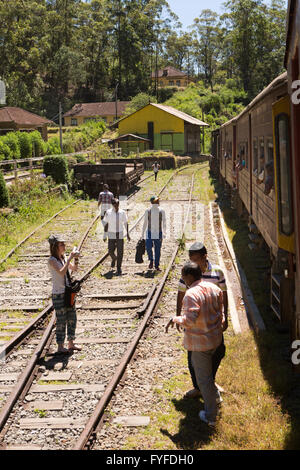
[0, 0, 286, 120]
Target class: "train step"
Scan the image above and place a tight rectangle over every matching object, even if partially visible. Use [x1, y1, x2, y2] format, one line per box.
[249, 223, 259, 234]
[271, 273, 283, 321]
[248, 243, 258, 251]
[248, 233, 261, 243]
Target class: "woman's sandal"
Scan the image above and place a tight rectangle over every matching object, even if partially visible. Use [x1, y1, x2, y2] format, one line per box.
[68, 345, 82, 351]
[56, 348, 70, 355]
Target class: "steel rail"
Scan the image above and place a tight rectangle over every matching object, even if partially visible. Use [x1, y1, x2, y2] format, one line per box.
[73, 173, 195, 450]
[0, 314, 56, 438]
[0, 166, 195, 440]
[0, 164, 196, 359]
[0, 170, 164, 362]
[0, 199, 82, 266]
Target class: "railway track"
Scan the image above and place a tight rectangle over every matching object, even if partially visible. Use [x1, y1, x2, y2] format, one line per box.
[0, 165, 197, 450]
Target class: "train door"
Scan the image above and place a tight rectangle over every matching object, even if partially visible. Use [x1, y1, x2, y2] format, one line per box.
[291, 46, 300, 339]
[272, 96, 295, 325]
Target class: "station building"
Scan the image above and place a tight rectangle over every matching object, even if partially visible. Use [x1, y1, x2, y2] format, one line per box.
[111, 102, 208, 156]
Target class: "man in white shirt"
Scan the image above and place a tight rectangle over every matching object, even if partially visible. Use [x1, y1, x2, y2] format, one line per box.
[103, 198, 130, 275]
[141, 196, 166, 271]
[97, 184, 114, 225]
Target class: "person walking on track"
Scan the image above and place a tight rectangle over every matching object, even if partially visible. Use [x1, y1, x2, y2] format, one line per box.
[103, 198, 130, 275]
[48, 234, 81, 354]
[98, 184, 114, 226]
[141, 196, 166, 271]
[152, 161, 160, 181]
[166, 261, 224, 427]
[176, 241, 228, 400]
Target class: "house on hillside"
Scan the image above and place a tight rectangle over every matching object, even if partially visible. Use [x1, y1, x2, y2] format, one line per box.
[111, 103, 208, 156]
[151, 66, 190, 89]
[63, 101, 130, 126]
[0, 107, 53, 140]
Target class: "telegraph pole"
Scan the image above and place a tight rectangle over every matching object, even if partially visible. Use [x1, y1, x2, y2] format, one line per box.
[59, 102, 63, 153]
[115, 82, 119, 122]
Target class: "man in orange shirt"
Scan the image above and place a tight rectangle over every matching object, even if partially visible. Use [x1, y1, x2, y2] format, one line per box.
[166, 261, 224, 427]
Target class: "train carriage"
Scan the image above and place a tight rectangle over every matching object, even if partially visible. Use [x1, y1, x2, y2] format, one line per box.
[285, 0, 300, 339]
[213, 72, 297, 330]
[220, 119, 236, 189]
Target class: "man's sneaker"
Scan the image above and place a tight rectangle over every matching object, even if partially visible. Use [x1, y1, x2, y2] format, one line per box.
[148, 261, 153, 269]
[155, 266, 161, 271]
[216, 395, 223, 405]
[116, 269, 122, 276]
[199, 410, 216, 428]
[184, 388, 202, 399]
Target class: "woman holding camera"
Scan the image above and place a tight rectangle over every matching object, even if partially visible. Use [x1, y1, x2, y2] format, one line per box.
[48, 234, 81, 354]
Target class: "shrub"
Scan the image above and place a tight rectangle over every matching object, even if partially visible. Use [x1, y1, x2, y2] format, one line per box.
[0, 171, 9, 207]
[3, 132, 20, 159]
[0, 140, 12, 161]
[43, 155, 69, 184]
[30, 130, 44, 157]
[45, 136, 61, 155]
[74, 154, 86, 163]
[17, 132, 32, 159]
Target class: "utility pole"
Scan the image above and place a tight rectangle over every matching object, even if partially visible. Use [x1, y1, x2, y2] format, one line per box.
[115, 82, 119, 122]
[59, 102, 63, 153]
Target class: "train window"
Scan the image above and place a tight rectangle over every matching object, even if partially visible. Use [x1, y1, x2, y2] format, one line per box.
[253, 138, 258, 175]
[259, 137, 265, 170]
[275, 113, 293, 236]
[266, 137, 274, 162]
[239, 143, 247, 168]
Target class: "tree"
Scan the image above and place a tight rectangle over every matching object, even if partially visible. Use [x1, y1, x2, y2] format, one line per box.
[222, 0, 286, 99]
[191, 10, 220, 91]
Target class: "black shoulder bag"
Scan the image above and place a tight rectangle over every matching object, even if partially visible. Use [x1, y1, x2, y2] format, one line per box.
[64, 269, 81, 308]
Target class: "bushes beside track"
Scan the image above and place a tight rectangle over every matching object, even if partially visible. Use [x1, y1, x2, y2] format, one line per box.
[0, 121, 106, 162]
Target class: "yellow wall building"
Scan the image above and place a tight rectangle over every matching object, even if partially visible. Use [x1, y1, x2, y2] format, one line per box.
[112, 103, 208, 155]
[151, 66, 190, 88]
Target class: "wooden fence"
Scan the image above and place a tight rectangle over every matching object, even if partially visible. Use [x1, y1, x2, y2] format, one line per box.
[1, 147, 122, 182]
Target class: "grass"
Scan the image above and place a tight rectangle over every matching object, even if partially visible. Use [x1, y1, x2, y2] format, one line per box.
[123, 328, 294, 450]
[0, 194, 76, 264]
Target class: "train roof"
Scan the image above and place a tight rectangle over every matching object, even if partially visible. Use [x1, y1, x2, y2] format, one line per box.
[220, 72, 288, 129]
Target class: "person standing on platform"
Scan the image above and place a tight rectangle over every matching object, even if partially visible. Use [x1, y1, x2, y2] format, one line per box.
[152, 161, 160, 181]
[98, 184, 114, 226]
[166, 261, 224, 427]
[141, 196, 166, 271]
[176, 242, 228, 400]
[103, 198, 130, 275]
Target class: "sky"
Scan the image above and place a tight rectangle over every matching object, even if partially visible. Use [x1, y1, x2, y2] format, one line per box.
[167, 0, 226, 30]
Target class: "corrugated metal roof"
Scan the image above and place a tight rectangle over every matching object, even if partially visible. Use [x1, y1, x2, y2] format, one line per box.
[63, 101, 130, 118]
[150, 103, 209, 126]
[108, 133, 151, 142]
[110, 102, 208, 128]
[0, 107, 52, 126]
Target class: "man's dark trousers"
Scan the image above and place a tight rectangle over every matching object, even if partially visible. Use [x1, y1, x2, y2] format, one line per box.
[188, 335, 226, 388]
[108, 238, 124, 271]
